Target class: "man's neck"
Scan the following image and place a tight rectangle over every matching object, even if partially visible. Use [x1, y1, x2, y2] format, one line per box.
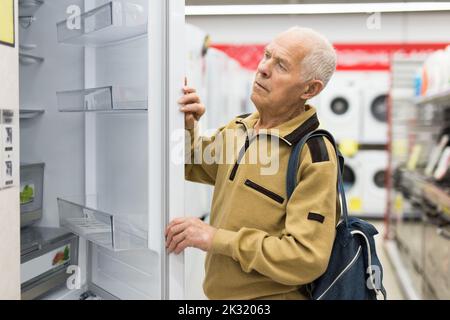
[254, 104, 306, 132]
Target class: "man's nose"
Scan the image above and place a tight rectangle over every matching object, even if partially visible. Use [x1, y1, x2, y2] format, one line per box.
[257, 60, 271, 78]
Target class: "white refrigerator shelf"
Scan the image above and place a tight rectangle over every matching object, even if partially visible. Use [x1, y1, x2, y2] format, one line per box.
[57, 198, 147, 251]
[19, 109, 45, 119]
[19, 0, 44, 18]
[56, 86, 147, 112]
[56, 1, 147, 47]
[19, 53, 44, 65]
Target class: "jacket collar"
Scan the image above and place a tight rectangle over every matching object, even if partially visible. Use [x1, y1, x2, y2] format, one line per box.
[235, 105, 320, 146]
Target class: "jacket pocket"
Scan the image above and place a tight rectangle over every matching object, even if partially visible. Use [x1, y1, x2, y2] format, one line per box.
[244, 179, 284, 204]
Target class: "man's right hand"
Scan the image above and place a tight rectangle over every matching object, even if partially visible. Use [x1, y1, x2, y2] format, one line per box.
[178, 86, 206, 129]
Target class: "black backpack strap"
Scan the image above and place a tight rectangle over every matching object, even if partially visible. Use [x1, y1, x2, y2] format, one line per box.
[286, 129, 349, 227]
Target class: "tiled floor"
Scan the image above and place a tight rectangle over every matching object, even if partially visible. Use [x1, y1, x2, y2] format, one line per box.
[371, 220, 405, 300]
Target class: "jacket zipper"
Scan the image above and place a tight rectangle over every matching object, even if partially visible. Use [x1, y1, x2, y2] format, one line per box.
[244, 179, 284, 204]
[229, 135, 250, 181]
[229, 120, 291, 182]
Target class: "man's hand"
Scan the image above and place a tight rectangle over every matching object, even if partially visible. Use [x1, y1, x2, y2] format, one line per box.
[178, 86, 206, 129]
[165, 217, 217, 254]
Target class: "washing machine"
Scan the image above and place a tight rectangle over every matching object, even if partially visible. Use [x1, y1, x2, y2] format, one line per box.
[341, 152, 365, 216]
[316, 74, 362, 142]
[360, 72, 390, 144]
[359, 150, 388, 218]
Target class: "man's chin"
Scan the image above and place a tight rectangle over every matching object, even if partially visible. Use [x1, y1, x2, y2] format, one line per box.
[250, 93, 266, 109]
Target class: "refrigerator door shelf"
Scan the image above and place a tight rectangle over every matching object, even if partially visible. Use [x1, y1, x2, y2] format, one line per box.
[19, 0, 44, 18]
[56, 86, 147, 112]
[19, 53, 45, 66]
[56, 1, 147, 47]
[57, 197, 147, 252]
[20, 109, 45, 120]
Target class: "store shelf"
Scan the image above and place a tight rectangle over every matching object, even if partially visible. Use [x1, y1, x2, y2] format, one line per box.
[422, 182, 450, 221]
[19, 0, 44, 18]
[398, 168, 450, 221]
[19, 109, 45, 120]
[56, 86, 147, 112]
[19, 53, 44, 66]
[398, 169, 428, 201]
[57, 198, 147, 251]
[56, 1, 147, 47]
[415, 89, 450, 106]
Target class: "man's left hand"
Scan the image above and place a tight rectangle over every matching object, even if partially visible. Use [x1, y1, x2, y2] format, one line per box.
[165, 217, 217, 254]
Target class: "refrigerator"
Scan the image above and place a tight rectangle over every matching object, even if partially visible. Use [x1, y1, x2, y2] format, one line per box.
[18, 0, 186, 299]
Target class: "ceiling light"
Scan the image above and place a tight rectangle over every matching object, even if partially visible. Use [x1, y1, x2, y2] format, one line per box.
[186, 2, 450, 16]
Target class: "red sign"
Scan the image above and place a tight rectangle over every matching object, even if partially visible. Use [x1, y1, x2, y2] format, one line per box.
[211, 43, 449, 71]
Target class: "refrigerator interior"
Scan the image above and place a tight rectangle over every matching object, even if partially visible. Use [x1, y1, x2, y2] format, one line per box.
[19, 0, 161, 299]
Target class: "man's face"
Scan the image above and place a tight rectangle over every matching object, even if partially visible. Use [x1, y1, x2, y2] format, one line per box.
[251, 32, 310, 114]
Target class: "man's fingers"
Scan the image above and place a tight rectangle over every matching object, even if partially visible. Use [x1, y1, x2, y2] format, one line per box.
[180, 103, 205, 116]
[168, 230, 187, 252]
[166, 222, 188, 246]
[178, 93, 200, 105]
[174, 240, 189, 255]
[182, 86, 196, 94]
[165, 217, 186, 236]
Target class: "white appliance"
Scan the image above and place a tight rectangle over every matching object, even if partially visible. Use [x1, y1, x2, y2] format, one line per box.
[341, 152, 365, 216]
[184, 23, 211, 220]
[359, 150, 388, 218]
[19, 0, 186, 299]
[360, 72, 390, 144]
[205, 48, 252, 130]
[316, 74, 362, 142]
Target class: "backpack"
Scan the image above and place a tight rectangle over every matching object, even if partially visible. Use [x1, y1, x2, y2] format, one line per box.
[286, 129, 387, 300]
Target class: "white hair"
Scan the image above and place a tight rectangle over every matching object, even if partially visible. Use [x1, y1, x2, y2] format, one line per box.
[287, 26, 337, 88]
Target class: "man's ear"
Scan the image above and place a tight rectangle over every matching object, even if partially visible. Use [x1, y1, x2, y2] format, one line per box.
[300, 80, 324, 100]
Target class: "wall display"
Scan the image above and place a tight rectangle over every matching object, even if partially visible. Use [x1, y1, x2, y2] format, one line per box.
[425, 134, 449, 176]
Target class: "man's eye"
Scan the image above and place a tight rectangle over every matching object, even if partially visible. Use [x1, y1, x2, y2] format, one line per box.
[264, 52, 270, 59]
[278, 63, 286, 70]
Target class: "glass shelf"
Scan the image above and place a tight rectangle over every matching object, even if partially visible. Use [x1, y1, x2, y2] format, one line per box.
[19, 44, 37, 51]
[20, 109, 45, 119]
[56, 1, 147, 47]
[56, 86, 147, 112]
[57, 198, 147, 251]
[19, 53, 44, 65]
[19, 0, 44, 18]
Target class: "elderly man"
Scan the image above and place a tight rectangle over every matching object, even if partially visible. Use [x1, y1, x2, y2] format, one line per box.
[166, 26, 339, 300]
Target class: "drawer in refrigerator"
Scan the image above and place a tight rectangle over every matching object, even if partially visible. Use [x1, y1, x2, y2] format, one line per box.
[20, 163, 45, 227]
[21, 227, 79, 300]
